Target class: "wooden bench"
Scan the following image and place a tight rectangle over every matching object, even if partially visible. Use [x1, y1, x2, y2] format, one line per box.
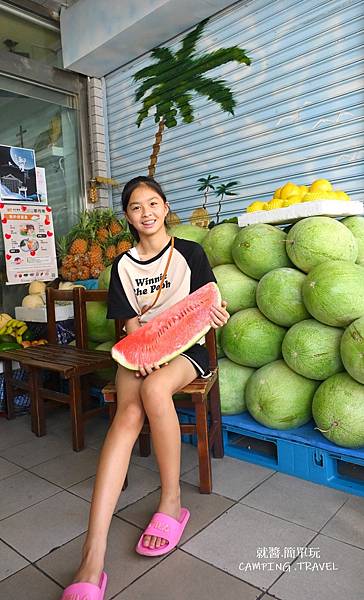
[103, 328, 224, 494]
[1, 288, 124, 451]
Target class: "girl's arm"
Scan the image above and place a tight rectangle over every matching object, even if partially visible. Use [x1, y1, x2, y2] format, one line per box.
[125, 315, 141, 335]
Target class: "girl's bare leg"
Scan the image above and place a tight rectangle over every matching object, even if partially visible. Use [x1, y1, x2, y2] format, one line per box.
[72, 366, 145, 585]
[139, 356, 197, 549]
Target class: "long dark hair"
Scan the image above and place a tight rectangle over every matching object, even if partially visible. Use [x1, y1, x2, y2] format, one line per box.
[122, 176, 168, 241]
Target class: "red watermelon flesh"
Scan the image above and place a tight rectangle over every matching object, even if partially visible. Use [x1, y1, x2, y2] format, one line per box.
[112, 282, 221, 370]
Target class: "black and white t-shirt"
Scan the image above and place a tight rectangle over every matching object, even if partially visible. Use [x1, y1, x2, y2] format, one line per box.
[107, 237, 216, 324]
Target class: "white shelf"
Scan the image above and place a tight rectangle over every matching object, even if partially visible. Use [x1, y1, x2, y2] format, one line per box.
[238, 200, 364, 227]
[36, 146, 64, 161]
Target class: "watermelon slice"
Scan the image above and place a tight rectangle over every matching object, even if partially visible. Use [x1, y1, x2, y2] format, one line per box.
[112, 282, 221, 369]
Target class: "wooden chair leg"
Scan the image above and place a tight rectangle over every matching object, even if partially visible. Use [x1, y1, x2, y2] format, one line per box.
[68, 375, 84, 451]
[209, 380, 224, 459]
[29, 368, 45, 437]
[194, 395, 212, 494]
[3, 359, 15, 420]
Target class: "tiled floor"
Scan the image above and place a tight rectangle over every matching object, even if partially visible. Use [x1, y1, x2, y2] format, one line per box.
[0, 406, 363, 600]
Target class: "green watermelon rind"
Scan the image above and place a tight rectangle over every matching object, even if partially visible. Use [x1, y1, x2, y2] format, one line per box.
[286, 216, 358, 273]
[340, 316, 364, 384]
[312, 372, 364, 448]
[112, 282, 221, 369]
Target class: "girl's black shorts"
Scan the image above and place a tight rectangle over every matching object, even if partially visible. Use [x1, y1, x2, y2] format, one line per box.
[180, 343, 211, 378]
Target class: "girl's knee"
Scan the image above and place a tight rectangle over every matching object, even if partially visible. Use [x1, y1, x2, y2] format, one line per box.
[140, 378, 172, 417]
[115, 401, 145, 430]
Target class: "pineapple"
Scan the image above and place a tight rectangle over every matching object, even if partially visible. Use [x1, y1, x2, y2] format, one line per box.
[109, 211, 124, 236]
[95, 210, 111, 243]
[68, 211, 92, 255]
[190, 207, 210, 228]
[90, 263, 104, 278]
[116, 235, 132, 255]
[166, 211, 181, 227]
[89, 241, 103, 264]
[105, 241, 117, 264]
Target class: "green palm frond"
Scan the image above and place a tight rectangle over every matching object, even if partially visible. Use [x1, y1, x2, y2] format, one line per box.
[197, 175, 219, 191]
[193, 47, 251, 75]
[176, 18, 209, 61]
[192, 76, 236, 114]
[215, 182, 239, 197]
[133, 18, 252, 130]
[175, 94, 194, 124]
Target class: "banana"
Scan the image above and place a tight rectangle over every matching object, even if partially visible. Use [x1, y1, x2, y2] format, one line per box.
[16, 335, 22, 345]
[0, 325, 7, 335]
[17, 324, 28, 336]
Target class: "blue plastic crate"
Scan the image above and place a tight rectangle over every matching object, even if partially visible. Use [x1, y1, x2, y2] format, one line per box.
[222, 412, 364, 498]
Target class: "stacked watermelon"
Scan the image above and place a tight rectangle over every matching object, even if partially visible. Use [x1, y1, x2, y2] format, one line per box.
[202, 216, 364, 449]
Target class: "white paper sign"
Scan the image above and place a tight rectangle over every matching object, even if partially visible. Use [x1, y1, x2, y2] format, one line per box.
[1, 203, 58, 284]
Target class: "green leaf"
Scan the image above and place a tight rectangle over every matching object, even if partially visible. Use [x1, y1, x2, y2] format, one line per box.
[175, 94, 194, 123]
[192, 76, 236, 114]
[176, 18, 209, 61]
[193, 47, 252, 76]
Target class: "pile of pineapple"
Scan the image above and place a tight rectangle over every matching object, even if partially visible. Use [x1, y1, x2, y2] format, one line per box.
[57, 209, 133, 281]
[247, 179, 351, 213]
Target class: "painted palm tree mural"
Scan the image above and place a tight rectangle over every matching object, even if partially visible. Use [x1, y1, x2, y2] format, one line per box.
[134, 18, 252, 177]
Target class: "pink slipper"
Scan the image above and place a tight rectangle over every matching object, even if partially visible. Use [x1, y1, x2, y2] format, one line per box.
[60, 571, 107, 600]
[136, 508, 190, 556]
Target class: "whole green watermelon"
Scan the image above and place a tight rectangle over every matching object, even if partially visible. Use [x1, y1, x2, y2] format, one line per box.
[98, 265, 112, 290]
[86, 301, 116, 342]
[95, 340, 117, 381]
[168, 224, 208, 244]
[302, 260, 364, 326]
[218, 358, 254, 414]
[213, 264, 257, 314]
[282, 319, 343, 380]
[341, 216, 364, 266]
[221, 307, 286, 368]
[312, 372, 364, 448]
[286, 216, 358, 273]
[246, 360, 319, 430]
[256, 267, 309, 326]
[202, 223, 239, 267]
[232, 223, 292, 280]
[215, 327, 225, 358]
[340, 315, 364, 384]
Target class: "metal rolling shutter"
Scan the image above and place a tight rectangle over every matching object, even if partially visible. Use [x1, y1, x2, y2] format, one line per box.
[105, 0, 364, 223]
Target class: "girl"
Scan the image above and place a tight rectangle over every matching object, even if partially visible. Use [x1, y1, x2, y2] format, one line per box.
[61, 176, 229, 599]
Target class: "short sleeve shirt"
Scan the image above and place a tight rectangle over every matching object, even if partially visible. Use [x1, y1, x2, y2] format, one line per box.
[107, 237, 216, 324]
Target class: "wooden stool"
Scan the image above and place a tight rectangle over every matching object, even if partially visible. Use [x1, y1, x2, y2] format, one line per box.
[103, 328, 224, 493]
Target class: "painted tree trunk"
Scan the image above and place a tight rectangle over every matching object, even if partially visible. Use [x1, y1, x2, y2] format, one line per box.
[216, 195, 224, 223]
[148, 119, 165, 177]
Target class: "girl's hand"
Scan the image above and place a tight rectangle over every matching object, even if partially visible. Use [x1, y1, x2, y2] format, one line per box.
[210, 300, 229, 329]
[135, 362, 169, 377]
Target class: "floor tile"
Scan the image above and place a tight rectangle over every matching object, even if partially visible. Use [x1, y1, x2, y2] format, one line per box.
[131, 441, 199, 475]
[0, 415, 35, 451]
[113, 549, 261, 599]
[30, 447, 100, 488]
[0, 565, 62, 599]
[37, 516, 165, 599]
[0, 470, 60, 520]
[240, 472, 348, 531]
[0, 434, 74, 468]
[70, 462, 161, 510]
[182, 503, 315, 590]
[0, 539, 29, 582]
[270, 534, 364, 600]
[321, 495, 364, 549]
[118, 481, 234, 543]
[181, 455, 274, 500]
[0, 491, 90, 562]
[0, 456, 22, 481]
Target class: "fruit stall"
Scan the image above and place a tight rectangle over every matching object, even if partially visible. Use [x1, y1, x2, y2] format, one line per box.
[170, 178, 364, 497]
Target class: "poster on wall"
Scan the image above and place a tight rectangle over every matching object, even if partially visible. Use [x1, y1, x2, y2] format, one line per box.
[0, 203, 58, 284]
[0, 144, 43, 203]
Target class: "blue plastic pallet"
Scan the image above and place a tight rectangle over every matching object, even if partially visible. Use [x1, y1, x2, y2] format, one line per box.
[178, 409, 364, 497]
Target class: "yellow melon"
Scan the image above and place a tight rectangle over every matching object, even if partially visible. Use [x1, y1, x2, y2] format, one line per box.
[247, 201, 266, 213]
[309, 179, 333, 193]
[280, 182, 300, 200]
